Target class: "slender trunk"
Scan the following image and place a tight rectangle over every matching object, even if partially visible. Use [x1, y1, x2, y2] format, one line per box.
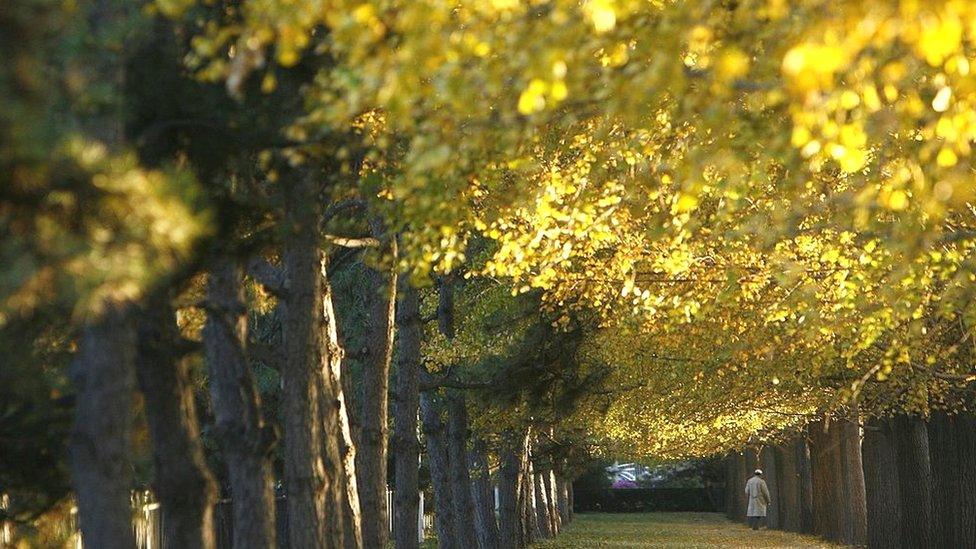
[892, 414, 932, 548]
[393, 281, 421, 549]
[446, 393, 477, 548]
[282, 174, 339, 548]
[556, 474, 570, 526]
[498, 443, 521, 549]
[469, 439, 499, 549]
[954, 412, 976, 549]
[68, 306, 138, 548]
[420, 392, 456, 549]
[734, 451, 749, 522]
[724, 454, 736, 520]
[794, 436, 814, 534]
[533, 469, 553, 539]
[838, 412, 867, 545]
[319, 264, 363, 549]
[545, 468, 560, 535]
[567, 481, 574, 522]
[204, 258, 277, 549]
[776, 442, 799, 532]
[357, 248, 397, 549]
[928, 411, 958, 548]
[760, 446, 780, 530]
[136, 297, 217, 549]
[863, 417, 902, 549]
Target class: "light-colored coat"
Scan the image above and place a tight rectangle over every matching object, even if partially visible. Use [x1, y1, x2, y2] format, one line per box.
[745, 476, 771, 517]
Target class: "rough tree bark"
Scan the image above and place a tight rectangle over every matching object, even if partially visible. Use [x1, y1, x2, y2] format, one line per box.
[794, 436, 814, 534]
[862, 416, 902, 549]
[838, 411, 867, 546]
[533, 469, 553, 539]
[393, 281, 421, 549]
[891, 414, 932, 549]
[446, 393, 478, 548]
[421, 391, 457, 549]
[928, 410, 958, 548]
[204, 258, 277, 549]
[556, 474, 570, 526]
[760, 447, 780, 530]
[545, 468, 561, 535]
[136, 297, 217, 549]
[469, 438, 500, 549]
[954, 411, 976, 549]
[735, 451, 750, 522]
[69, 306, 138, 549]
[808, 420, 838, 540]
[498, 442, 522, 549]
[282, 174, 343, 548]
[356, 244, 397, 549]
[775, 441, 800, 532]
[319, 262, 364, 549]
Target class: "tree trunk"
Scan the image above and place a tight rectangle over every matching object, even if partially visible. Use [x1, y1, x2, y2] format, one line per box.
[545, 468, 560, 535]
[556, 474, 570, 526]
[794, 436, 814, 534]
[446, 393, 477, 548]
[838, 412, 867, 545]
[735, 451, 750, 522]
[519, 454, 537, 546]
[356, 249, 397, 549]
[68, 306, 138, 549]
[136, 297, 217, 549]
[534, 470, 553, 539]
[282, 174, 342, 548]
[724, 454, 736, 520]
[928, 411, 958, 548]
[892, 414, 932, 549]
[421, 392, 456, 549]
[863, 417, 902, 549]
[498, 443, 522, 549]
[469, 439, 499, 549]
[954, 412, 976, 549]
[808, 420, 837, 539]
[393, 281, 421, 549]
[775, 442, 800, 532]
[319, 264, 364, 549]
[760, 446, 780, 530]
[204, 258, 277, 549]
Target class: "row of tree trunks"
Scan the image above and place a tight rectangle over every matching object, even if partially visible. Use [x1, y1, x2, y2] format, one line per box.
[136, 296, 217, 549]
[392, 281, 422, 549]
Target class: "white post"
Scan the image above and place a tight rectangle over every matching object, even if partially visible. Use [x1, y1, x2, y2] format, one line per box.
[417, 491, 425, 544]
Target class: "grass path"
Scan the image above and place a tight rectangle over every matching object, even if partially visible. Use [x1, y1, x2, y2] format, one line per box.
[533, 513, 848, 548]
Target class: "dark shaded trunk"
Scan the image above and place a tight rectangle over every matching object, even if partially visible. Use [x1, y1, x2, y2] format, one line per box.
[204, 258, 277, 549]
[954, 412, 976, 549]
[735, 451, 750, 522]
[808, 420, 837, 539]
[724, 454, 736, 520]
[498, 441, 522, 549]
[68, 306, 138, 548]
[469, 439, 499, 549]
[533, 469, 552, 539]
[863, 417, 902, 549]
[136, 297, 217, 549]
[319, 267, 363, 549]
[892, 414, 932, 549]
[794, 436, 814, 534]
[356, 249, 397, 549]
[775, 442, 800, 532]
[421, 392, 456, 549]
[760, 447, 780, 529]
[446, 393, 477, 547]
[838, 412, 867, 545]
[928, 411, 958, 548]
[393, 281, 421, 549]
[282, 175, 343, 548]
[556, 474, 570, 526]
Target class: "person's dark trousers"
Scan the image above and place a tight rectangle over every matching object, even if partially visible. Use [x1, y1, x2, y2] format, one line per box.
[748, 516, 763, 530]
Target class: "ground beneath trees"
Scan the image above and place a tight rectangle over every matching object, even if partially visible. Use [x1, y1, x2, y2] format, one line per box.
[534, 513, 847, 548]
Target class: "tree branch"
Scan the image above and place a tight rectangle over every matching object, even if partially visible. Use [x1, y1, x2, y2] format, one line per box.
[246, 257, 288, 298]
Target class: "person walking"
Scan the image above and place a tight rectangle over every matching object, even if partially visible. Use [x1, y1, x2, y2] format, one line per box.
[745, 468, 771, 530]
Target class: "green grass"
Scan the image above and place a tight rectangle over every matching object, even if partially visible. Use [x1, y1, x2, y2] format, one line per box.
[533, 513, 848, 548]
